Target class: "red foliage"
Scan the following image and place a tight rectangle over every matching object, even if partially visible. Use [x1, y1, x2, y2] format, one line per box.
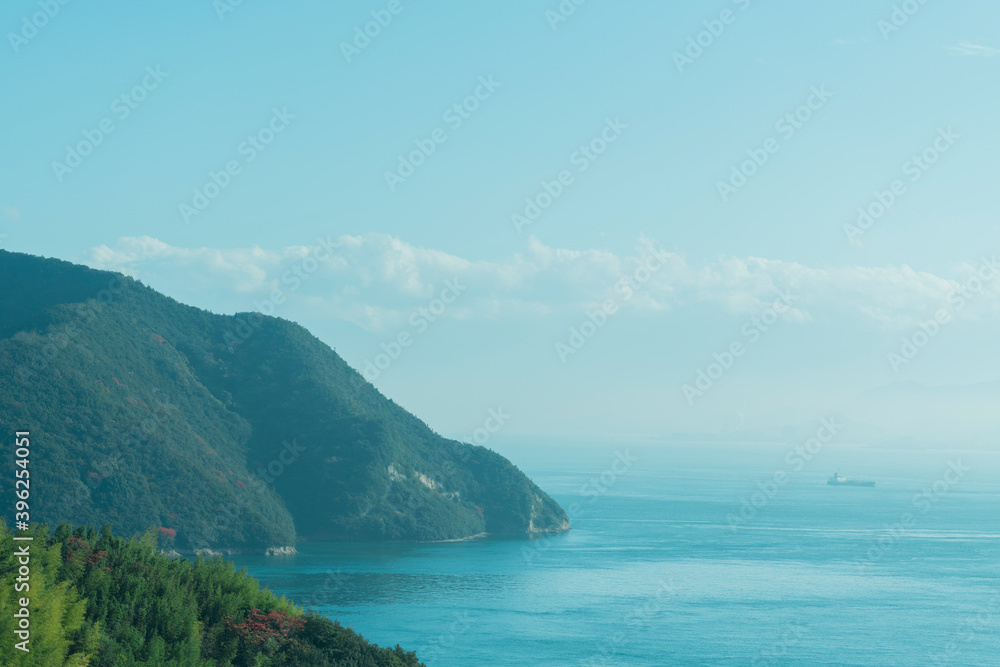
[226, 609, 306, 647]
[151, 333, 167, 344]
[65, 536, 89, 562]
[64, 537, 117, 573]
[157, 526, 177, 539]
[235, 480, 247, 488]
[86, 549, 108, 565]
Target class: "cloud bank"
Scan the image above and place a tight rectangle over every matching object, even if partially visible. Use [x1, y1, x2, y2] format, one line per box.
[87, 234, 1000, 333]
[947, 40, 1000, 57]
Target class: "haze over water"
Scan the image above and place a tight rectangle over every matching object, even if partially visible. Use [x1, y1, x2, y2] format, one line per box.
[234, 442, 1000, 666]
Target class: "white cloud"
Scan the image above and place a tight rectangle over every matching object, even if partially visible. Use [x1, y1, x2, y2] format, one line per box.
[89, 236, 279, 293]
[947, 40, 1000, 57]
[86, 235, 1000, 333]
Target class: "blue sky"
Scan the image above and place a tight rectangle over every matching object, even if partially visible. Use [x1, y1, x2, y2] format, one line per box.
[2, 0, 999, 443]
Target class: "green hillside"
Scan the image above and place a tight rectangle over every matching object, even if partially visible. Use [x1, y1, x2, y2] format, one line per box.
[0, 250, 569, 552]
[0, 521, 423, 666]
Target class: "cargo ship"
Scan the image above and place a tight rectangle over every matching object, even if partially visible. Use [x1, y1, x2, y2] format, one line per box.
[827, 472, 876, 487]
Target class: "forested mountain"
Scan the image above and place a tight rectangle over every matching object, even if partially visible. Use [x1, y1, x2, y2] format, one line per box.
[0, 521, 422, 666]
[0, 250, 569, 553]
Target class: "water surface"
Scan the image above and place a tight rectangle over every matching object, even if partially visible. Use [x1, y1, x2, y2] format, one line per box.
[233, 443, 1000, 666]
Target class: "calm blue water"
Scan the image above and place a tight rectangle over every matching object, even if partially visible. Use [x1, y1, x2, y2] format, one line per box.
[232, 443, 1000, 666]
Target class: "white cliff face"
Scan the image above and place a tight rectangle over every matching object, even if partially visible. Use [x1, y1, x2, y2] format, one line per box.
[265, 546, 298, 557]
[389, 464, 462, 500]
[528, 518, 571, 533]
[527, 494, 571, 533]
[196, 548, 224, 557]
[175, 546, 299, 557]
[385, 464, 565, 536]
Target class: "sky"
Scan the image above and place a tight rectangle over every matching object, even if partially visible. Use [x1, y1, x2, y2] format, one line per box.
[2, 0, 999, 444]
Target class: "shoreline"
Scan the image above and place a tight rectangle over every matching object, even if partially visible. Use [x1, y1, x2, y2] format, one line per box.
[423, 532, 489, 543]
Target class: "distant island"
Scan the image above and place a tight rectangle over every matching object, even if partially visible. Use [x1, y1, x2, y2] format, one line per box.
[0, 250, 569, 554]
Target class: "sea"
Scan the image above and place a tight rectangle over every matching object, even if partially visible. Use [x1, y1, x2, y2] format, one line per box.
[232, 441, 1000, 666]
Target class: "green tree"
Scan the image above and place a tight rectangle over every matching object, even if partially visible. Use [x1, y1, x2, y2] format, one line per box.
[0, 523, 97, 665]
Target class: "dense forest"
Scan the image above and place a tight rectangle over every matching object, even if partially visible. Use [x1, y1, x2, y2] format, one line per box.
[0, 250, 569, 552]
[0, 521, 423, 666]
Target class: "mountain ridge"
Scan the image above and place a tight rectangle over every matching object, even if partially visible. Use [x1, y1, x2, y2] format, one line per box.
[0, 250, 569, 553]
